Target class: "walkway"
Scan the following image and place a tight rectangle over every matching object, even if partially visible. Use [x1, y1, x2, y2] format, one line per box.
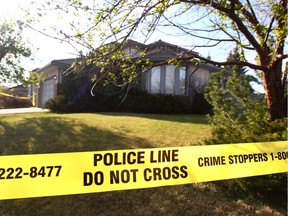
[0, 107, 49, 115]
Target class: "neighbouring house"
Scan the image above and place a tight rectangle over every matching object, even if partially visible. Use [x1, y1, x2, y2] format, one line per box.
[35, 40, 229, 112]
[9, 85, 28, 97]
[0, 85, 32, 108]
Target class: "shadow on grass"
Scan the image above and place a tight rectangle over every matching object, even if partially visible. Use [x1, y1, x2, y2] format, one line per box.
[0, 183, 286, 216]
[96, 112, 209, 124]
[0, 116, 152, 155]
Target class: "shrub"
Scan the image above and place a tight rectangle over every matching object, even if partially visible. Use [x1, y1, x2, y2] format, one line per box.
[120, 89, 190, 114]
[205, 70, 287, 204]
[205, 71, 286, 144]
[44, 95, 68, 112]
[51, 71, 191, 114]
[0, 95, 32, 108]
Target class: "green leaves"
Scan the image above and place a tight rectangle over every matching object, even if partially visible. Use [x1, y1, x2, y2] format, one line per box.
[0, 20, 32, 84]
[205, 67, 286, 145]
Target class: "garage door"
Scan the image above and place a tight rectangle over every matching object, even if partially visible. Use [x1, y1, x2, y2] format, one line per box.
[41, 79, 55, 106]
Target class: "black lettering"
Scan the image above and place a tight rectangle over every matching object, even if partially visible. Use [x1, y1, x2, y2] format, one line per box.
[110, 169, 138, 184]
[150, 151, 157, 163]
[0, 168, 5, 179]
[83, 172, 93, 186]
[228, 155, 234, 164]
[237, 155, 243, 163]
[233, 155, 238, 163]
[130, 169, 138, 182]
[162, 151, 171, 162]
[198, 157, 204, 167]
[180, 166, 188, 178]
[114, 153, 121, 165]
[144, 168, 152, 181]
[263, 153, 268, 161]
[127, 152, 136, 164]
[84, 171, 104, 186]
[110, 170, 120, 184]
[162, 167, 171, 180]
[138, 151, 145, 164]
[171, 150, 179, 162]
[121, 170, 130, 183]
[253, 154, 258, 162]
[94, 154, 102, 166]
[245, 154, 253, 163]
[153, 168, 162, 180]
[171, 166, 180, 179]
[94, 172, 104, 185]
[6, 168, 14, 179]
[204, 157, 209, 165]
[15, 168, 23, 179]
[243, 154, 248, 163]
[104, 153, 113, 166]
[258, 153, 263, 161]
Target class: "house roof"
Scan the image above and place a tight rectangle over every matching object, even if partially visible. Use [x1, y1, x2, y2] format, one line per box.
[124, 39, 147, 48]
[147, 40, 198, 55]
[124, 39, 198, 59]
[51, 58, 76, 67]
[37, 40, 228, 74]
[9, 84, 27, 90]
[37, 58, 76, 72]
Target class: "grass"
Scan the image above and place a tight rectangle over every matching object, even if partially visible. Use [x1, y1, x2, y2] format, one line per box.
[0, 112, 286, 215]
[0, 112, 210, 155]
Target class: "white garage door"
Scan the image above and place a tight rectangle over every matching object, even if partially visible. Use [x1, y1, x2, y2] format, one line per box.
[41, 79, 55, 106]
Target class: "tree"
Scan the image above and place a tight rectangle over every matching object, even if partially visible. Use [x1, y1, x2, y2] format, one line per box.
[0, 20, 32, 84]
[38, 0, 287, 121]
[225, 47, 247, 75]
[204, 49, 286, 144]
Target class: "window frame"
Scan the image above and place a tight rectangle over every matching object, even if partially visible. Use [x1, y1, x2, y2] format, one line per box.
[146, 65, 187, 96]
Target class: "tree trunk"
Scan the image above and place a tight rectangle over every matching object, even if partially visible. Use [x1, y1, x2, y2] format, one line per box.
[262, 65, 287, 121]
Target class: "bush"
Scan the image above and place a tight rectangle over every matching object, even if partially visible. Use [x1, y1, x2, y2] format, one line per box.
[0, 95, 32, 108]
[120, 89, 190, 114]
[216, 173, 287, 209]
[205, 70, 287, 205]
[49, 71, 191, 114]
[205, 71, 287, 144]
[44, 95, 68, 112]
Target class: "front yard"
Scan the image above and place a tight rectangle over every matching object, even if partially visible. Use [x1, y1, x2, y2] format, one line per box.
[0, 112, 285, 215]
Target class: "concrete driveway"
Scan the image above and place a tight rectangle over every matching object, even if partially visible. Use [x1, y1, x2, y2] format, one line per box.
[0, 107, 49, 115]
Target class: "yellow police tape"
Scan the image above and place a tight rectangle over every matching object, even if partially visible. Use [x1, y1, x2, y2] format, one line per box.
[0, 92, 29, 100]
[0, 141, 287, 200]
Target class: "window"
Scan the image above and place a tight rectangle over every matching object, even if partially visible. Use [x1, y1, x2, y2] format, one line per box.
[147, 65, 186, 95]
[165, 65, 175, 94]
[179, 67, 186, 95]
[150, 67, 161, 93]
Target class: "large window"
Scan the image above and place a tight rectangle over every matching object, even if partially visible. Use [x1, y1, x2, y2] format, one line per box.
[150, 67, 161, 93]
[147, 65, 186, 95]
[165, 65, 175, 94]
[179, 67, 186, 95]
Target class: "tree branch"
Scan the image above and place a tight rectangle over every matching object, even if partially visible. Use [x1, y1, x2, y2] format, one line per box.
[180, 0, 265, 58]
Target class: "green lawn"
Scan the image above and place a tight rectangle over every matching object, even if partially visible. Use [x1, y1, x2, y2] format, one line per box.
[0, 112, 211, 155]
[0, 112, 286, 215]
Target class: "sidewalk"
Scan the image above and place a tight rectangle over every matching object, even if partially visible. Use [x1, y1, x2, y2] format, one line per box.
[0, 107, 49, 115]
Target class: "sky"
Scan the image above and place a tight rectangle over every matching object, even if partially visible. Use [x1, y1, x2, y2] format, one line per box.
[0, 0, 77, 70]
[0, 0, 265, 92]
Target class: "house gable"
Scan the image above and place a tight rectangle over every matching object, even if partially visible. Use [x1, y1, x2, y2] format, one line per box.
[36, 58, 76, 107]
